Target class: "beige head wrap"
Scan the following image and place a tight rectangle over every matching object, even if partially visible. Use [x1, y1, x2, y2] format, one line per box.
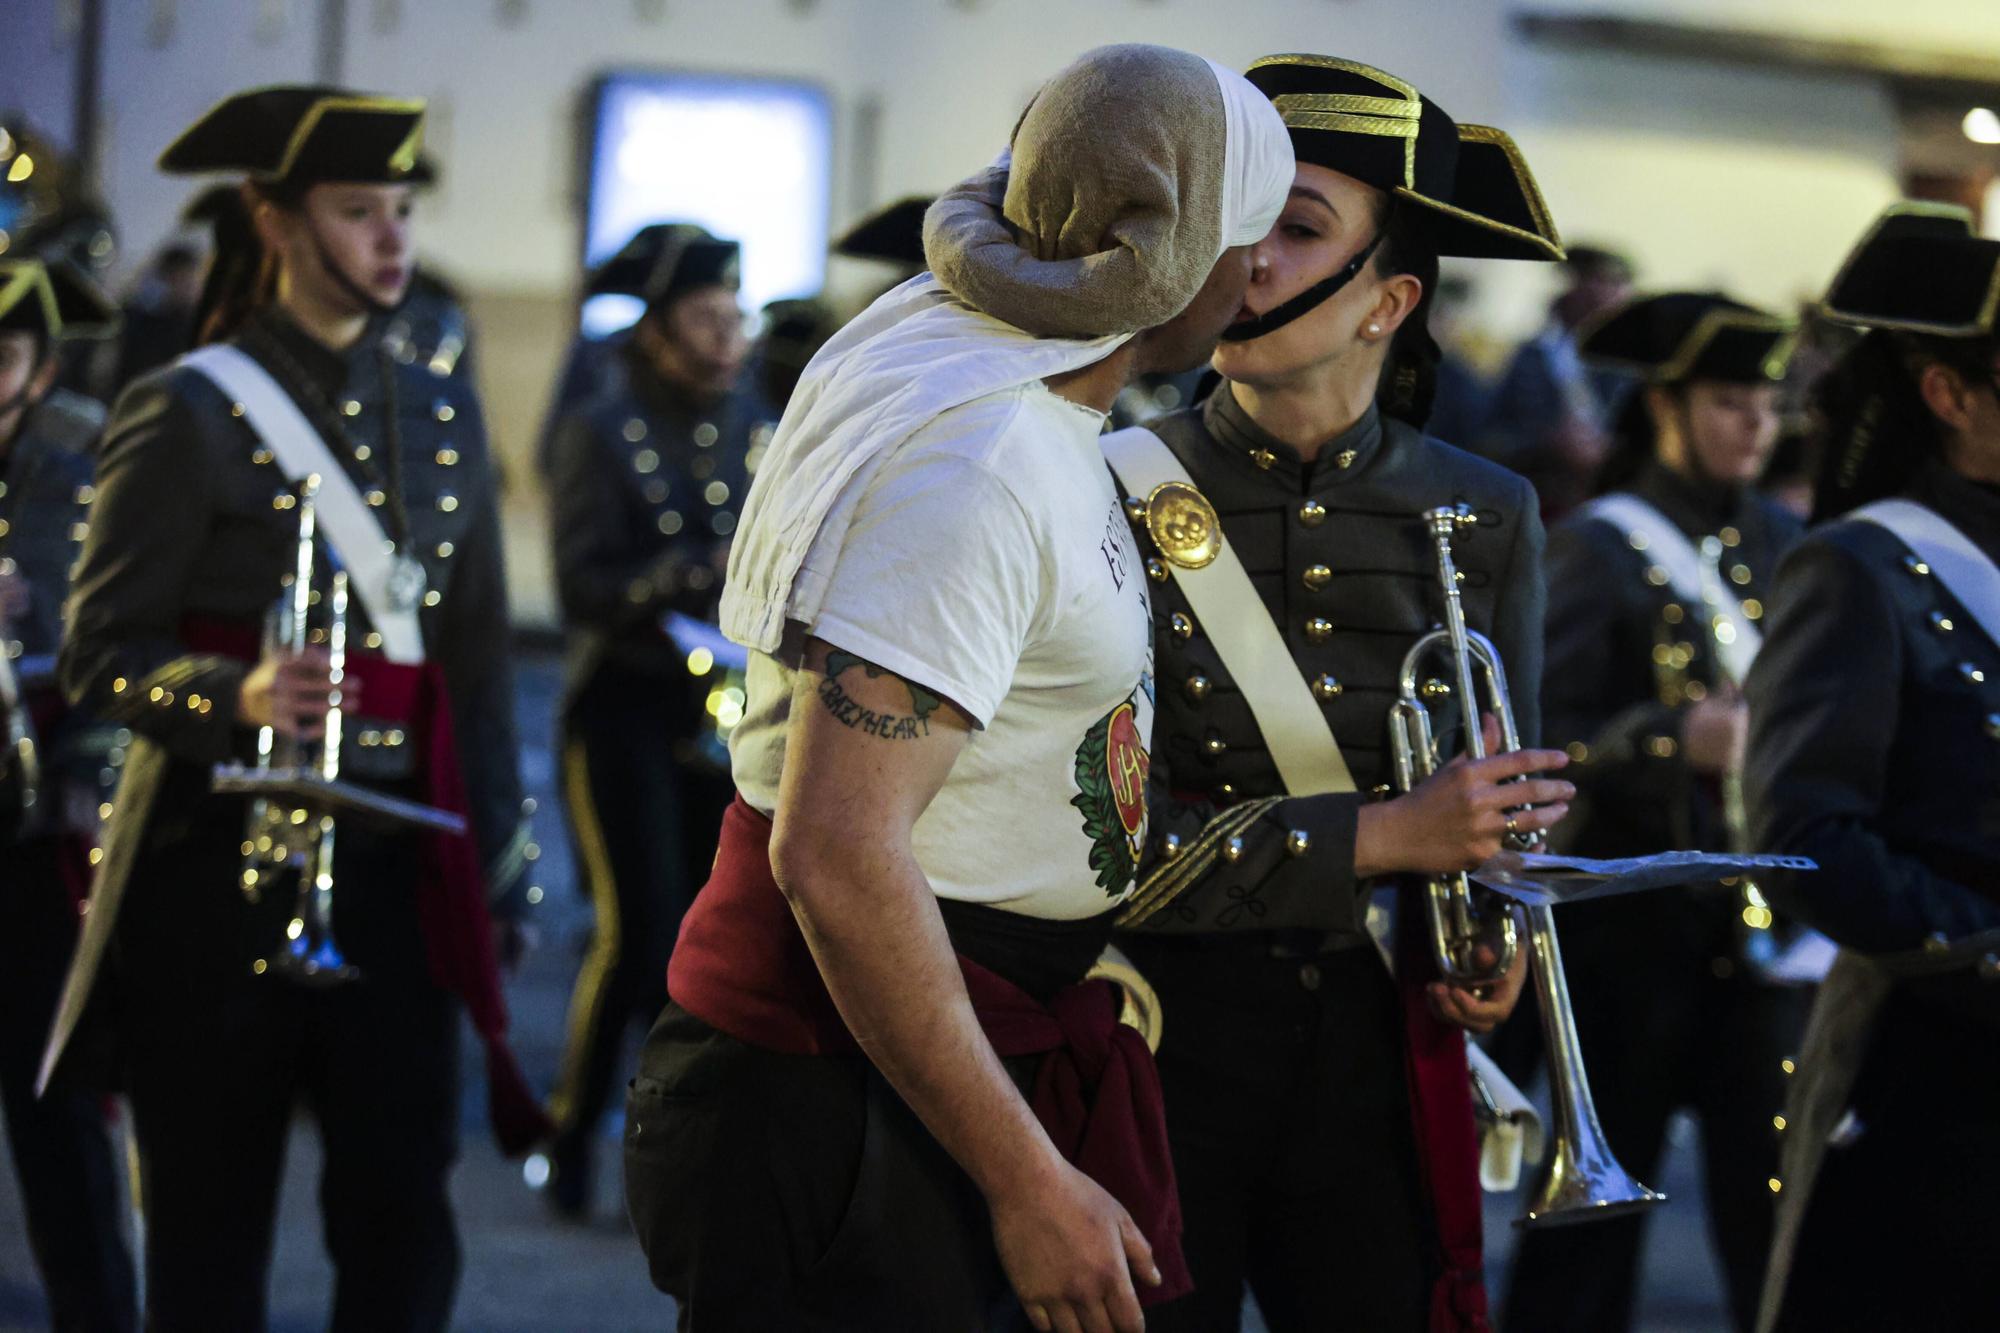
[925, 44, 1293, 338]
[720, 45, 1292, 654]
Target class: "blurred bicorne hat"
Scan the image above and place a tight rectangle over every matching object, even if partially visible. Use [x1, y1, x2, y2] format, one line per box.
[1581, 291, 1796, 385]
[160, 85, 433, 188]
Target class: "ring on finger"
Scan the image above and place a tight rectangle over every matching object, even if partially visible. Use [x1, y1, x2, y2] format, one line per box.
[1504, 812, 1519, 836]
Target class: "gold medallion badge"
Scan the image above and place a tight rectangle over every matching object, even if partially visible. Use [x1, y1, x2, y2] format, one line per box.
[1145, 481, 1222, 570]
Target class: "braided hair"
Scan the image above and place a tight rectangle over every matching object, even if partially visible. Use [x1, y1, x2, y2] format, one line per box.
[1810, 327, 1999, 522]
[1371, 198, 1443, 432]
[192, 180, 305, 345]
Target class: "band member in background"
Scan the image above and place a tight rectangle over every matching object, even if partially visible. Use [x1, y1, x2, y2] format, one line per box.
[1504, 292, 1807, 1333]
[1108, 56, 1571, 1333]
[1480, 243, 1635, 519]
[1748, 204, 2000, 1333]
[543, 222, 774, 1219]
[622, 44, 1292, 1332]
[37, 87, 540, 1330]
[0, 256, 139, 1332]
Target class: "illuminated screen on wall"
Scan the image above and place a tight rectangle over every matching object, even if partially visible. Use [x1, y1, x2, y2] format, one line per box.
[582, 71, 833, 337]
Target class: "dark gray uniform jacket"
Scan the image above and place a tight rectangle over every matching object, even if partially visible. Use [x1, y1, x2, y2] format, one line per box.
[545, 355, 773, 697]
[2, 390, 103, 817]
[1748, 459, 2000, 993]
[1545, 461, 1801, 958]
[42, 309, 529, 1085]
[1117, 387, 1545, 941]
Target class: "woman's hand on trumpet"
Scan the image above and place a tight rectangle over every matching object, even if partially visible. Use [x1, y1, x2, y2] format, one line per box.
[1427, 941, 1529, 1034]
[1354, 714, 1573, 878]
[236, 646, 358, 741]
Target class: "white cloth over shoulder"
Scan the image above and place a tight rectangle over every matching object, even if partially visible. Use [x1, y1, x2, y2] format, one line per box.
[718, 276, 1129, 652]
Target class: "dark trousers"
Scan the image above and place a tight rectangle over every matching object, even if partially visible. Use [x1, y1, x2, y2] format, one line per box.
[114, 809, 463, 1332]
[549, 665, 725, 1166]
[624, 1003, 1033, 1332]
[1118, 938, 1433, 1333]
[0, 839, 138, 1333]
[1503, 929, 1808, 1333]
[1772, 999, 2000, 1333]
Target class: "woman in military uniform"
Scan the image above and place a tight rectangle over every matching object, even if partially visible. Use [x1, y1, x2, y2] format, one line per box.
[542, 222, 772, 1218]
[1503, 293, 1808, 1332]
[1110, 55, 1573, 1331]
[1748, 205, 2000, 1333]
[0, 256, 138, 1332]
[40, 87, 536, 1330]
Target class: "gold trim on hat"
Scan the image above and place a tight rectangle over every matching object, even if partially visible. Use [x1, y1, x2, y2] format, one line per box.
[1582, 299, 1798, 384]
[1395, 123, 1565, 262]
[270, 94, 427, 182]
[1249, 54, 1420, 188]
[1820, 201, 2000, 339]
[0, 263, 55, 331]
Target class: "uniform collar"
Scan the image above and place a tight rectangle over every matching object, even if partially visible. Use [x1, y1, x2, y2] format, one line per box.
[246, 305, 384, 397]
[1630, 458, 1747, 536]
[1202, 382, 1385, 491]
[1911, 458, 2000, 565]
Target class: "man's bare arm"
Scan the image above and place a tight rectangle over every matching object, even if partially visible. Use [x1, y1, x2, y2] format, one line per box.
[769, 638, 1155, 1333]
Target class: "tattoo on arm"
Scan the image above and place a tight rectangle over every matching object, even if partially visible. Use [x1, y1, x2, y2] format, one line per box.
[818, 650, 943, 741]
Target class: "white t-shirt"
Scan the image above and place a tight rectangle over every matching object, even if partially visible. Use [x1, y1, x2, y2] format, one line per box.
[729, 381, 1155, 920]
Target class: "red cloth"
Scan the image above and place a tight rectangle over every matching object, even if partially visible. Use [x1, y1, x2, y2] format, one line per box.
[1394, 887, 1493, 1333]
[669, 794, 1191, 1306]
[182, 615, 551, 1156]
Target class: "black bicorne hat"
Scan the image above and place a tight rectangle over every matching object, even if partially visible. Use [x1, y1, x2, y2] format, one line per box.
[1821, 202, 2000, 338]
[1581, 292, 1796, 385]
[834, 197, 931, 267]
[587, 223, 741, 311]
[0, 257, 120, 341]
[160, 86, 433, 188]
[1244, 55, 1564, 263]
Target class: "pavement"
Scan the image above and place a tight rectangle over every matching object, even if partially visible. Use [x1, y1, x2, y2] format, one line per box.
[0, 650, 1732, 1333]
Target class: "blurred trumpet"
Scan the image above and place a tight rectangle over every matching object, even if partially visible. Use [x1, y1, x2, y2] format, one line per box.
[213, 476, 463, 986]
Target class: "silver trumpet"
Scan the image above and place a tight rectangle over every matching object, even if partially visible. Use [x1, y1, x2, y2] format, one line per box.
[213, 475, 463, 988]
[1390, 504, 1664, 1228]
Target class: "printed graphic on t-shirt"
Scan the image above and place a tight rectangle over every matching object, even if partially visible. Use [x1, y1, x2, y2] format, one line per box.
[1071, 678, 1153, 895]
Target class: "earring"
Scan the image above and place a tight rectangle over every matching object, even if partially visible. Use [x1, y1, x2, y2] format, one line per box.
[1367, 323, 1382, 336]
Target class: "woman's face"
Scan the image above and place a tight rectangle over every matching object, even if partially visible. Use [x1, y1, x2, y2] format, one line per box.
[1211, 162, 1417, 389]
[1673, 380, 1782, 485]
[278, 183, 417, 312]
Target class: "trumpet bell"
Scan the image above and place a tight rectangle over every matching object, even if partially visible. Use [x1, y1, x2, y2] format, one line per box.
[1520, 1137, 1666, 1228]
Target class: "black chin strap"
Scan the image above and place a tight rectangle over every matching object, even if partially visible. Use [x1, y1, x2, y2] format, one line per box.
[1219, 231, 1385, 344]
[303, 214, 402, 318]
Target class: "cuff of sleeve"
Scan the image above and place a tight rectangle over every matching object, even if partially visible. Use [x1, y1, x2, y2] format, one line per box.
[104, 656, 249, 766]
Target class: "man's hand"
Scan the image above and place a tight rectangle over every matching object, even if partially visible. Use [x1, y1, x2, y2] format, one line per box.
[994, 1161, 1158, 1333]
[1356, 715, 1572, 877]
[235, 647, 357, 740]
[1680, 694, 1748, 778]
[1428, 938, 1529, 1035]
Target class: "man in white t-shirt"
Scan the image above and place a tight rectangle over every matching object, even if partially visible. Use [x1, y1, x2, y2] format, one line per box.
[623, 44, 1292, 1333]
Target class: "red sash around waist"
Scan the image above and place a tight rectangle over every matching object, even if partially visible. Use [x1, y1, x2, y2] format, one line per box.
[669, 794, 1192, 1306]
[181, 615, 551, 1156]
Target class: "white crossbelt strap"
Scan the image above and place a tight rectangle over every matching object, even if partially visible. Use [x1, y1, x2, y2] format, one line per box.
[1853, 498, 2000, 652]
[1101, 427, 1356, 796]
[1105, 426, 1540, 1185]
[1581, 492, 1762, 685]
[182, 345, 425, 665]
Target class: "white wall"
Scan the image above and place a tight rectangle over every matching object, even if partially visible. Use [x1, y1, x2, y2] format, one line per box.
[4, 0, 1992, 324]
